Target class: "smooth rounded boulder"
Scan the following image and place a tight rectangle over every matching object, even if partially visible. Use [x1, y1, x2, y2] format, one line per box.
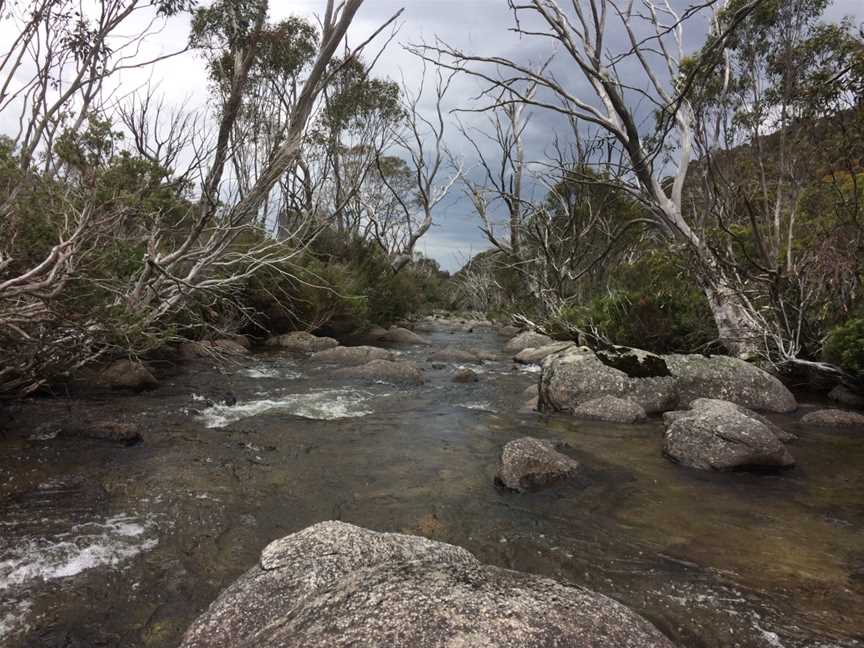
[504, 331, 554, 354]
[495, 437, 580, 492]
[513, 341, 575, 365]
[180, 521, 675, 648]
[265, 332, 339, 353]
[540, 347, 678, 415]
[374, 326, 430, 346]
[334, 360, 425, 386]
[664, 353, 797, 413]
[663, 398, 794, 471]
[100, 359, 158, 392]
[311, 345, 395, 366]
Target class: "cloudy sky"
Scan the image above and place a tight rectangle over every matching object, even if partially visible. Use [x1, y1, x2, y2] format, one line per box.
[5, 0, 863, 271]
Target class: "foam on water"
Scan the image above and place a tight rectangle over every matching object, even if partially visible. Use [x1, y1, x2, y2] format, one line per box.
[198, 389, 377, 428]
[459, 401, 496, 413]
[0, 600, 32, 641]
[0, 514, 158, 593]
[518, 364, 542, 373]
[242, 365, 300, 380]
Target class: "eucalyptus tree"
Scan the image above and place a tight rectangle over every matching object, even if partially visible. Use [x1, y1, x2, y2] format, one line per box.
[416, 0, 766, 356]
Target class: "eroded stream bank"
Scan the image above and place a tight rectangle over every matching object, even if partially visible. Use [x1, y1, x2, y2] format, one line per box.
[1, 320, 863, 647]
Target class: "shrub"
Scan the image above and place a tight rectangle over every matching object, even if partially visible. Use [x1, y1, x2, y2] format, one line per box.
[823, 317, 864, 376]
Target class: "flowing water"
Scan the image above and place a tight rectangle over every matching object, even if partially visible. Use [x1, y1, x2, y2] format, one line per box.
[1, 321, 863, 647]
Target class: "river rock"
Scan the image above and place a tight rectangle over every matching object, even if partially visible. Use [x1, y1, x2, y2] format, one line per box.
[520, 397, 539, 413]
[179, 521, 674, 648]
[497, 325, 520, 338]
[504, 331, 554, 353]
[522, 384, 538, 398]
[428, 347, 483, 364]
[375, 327, 430, 345]
[334, 360, 425, 386]
[572, 395, 647, 424]
[681, 398, 796, 441]
[311, 345, 395, 366]
[514, 341, 575, 365]
[452, 368, 479, 383]
[495, 437, 580, 492]
[828, 384, 864, 409]
[663, 398, 795, 471]
[801, 409, 864, 428]
[664, 353, 796, 413]
[540, 347, 678, 415]
[100, 359, 158, 392]
[265, 332, 339, 353]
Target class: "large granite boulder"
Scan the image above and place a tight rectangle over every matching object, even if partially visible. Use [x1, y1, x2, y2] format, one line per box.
[495, 437, 580, 492]
[572, 395, 647, 424]
[539, 347, 678, 415]
[428, 346, 483, 364]
[100, 360, 158, 392]
[311, 345, 395, 366]
[664, 354, 796, 413]
[504, 331, 554, 354]
[265, 332, 339, 353]
[513, 341, 575, 365]
[663, 398, 795, 471]
[801, 408, 864, 428]
[180, 521, 674, 648]
[334, 360, 425, 386]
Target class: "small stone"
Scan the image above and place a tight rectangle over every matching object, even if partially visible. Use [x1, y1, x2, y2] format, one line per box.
[452, 368, 479, 383]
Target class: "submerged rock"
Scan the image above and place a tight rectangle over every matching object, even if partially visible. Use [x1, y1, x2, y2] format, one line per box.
[572, 395, 647, 424]
[540, 347, 678, 415]
[265, 332, 339, 353]
[180, 521, 674, 648]
[665, 353, 796, 413]
[334, 360, 425, 386]
[311, 345, 395, 366]
[828, 384, 864, 409]
[60, 421, 143, 445]
[801, 408, 864, 428]
[513, 341, 575, 365]
[100, 359, 158, 392]
[428, 346, 483, 364]
[504, 331, 554, 354]
[495, 437, 580, 492]
[663, 398, 795, 471]
[452, 368, 479, 383]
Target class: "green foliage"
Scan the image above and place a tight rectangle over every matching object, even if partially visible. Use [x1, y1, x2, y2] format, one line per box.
[824, 318, 864, 376]
[543, 249, 719, 354]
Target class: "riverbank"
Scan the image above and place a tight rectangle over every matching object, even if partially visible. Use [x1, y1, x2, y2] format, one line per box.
[1, 318, 863, 647]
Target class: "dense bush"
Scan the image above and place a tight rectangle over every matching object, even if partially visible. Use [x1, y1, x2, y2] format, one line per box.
[823, 317, 864, 377]
[237, 233, 450, 337]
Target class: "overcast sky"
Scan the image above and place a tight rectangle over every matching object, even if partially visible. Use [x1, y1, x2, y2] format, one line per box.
[5, 0, 864, 272]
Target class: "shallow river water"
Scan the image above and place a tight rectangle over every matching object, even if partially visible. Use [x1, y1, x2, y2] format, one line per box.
[1, 321, 863, 647]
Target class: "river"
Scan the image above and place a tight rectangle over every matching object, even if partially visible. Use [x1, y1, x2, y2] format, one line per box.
[1, 319, 862, 647]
